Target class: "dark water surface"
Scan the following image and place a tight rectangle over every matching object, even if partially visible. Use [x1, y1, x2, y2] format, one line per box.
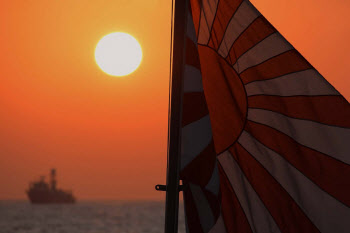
[0, 200, 186, 233]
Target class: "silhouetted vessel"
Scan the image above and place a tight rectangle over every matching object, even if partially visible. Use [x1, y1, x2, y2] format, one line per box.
[27, 169, 75, 204]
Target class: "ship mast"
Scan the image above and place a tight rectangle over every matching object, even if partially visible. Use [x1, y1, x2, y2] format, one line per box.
[50, 168, 57, 191]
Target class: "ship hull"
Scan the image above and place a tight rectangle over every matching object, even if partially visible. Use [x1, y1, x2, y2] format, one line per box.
[27, 190, 75, 204]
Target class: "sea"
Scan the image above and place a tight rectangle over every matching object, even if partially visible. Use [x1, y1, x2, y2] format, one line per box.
[0, 200, 186, 233]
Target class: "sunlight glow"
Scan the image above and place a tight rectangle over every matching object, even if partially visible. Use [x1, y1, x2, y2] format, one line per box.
[95, 32, 142, 76]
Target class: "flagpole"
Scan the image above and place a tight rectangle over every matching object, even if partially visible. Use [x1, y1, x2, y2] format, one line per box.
[164, 0, 188, 232]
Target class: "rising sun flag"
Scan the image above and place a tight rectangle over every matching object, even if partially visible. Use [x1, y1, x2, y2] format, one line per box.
[162, 0, 350, 232]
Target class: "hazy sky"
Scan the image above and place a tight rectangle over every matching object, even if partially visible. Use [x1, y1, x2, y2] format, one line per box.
[0, 0, 349, 200]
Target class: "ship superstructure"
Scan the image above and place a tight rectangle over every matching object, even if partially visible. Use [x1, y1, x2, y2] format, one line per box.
[27, 169, 75, 204]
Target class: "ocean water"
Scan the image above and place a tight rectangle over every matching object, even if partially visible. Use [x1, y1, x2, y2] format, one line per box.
[0, 201, 186, 233]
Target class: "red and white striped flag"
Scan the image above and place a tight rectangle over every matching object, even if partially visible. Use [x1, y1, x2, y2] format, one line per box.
[180, 0, 350, 232]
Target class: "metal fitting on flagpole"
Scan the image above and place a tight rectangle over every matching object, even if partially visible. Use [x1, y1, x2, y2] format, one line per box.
[155, 184, 184, 192]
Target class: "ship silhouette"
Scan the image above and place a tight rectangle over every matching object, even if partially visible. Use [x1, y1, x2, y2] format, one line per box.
[27, 169, 75, 204]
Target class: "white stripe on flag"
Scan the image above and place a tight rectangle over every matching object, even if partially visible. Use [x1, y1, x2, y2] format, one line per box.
[187, 11, 198, 43]
[181, 115, 213, 170]
[247, 108, 350, 164]
[184, 65, 204, 93]
[245, 69, 340, 96]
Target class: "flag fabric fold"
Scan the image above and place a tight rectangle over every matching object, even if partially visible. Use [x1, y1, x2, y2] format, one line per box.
[180, 0, 350, 232]
[180, 3, 221, 232]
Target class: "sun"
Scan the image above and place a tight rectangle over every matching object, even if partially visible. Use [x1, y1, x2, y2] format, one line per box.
[95, 32, 142, 76]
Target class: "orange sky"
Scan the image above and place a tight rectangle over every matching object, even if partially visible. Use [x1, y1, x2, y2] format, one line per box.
[0, 0, 349, 200]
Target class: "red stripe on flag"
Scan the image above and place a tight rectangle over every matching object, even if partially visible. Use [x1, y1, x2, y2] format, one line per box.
[190, 0, 202, 38]
[208, 0, 244, 49]
[208, 38, 215, 48]
[219, 164, 253, 233]
[248, 95, 350, 128]
[183, 184, 205, 233]
[227, 16, 276, 64]
[229, 144, 321, 233]
[182, 92, 209, 127]
[240, 50, 312, 84]
[180, 141, 216, 186]
[245, 120, 350, 206]
[198, 45, 247, 154]
[186, 37, 201, 69]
